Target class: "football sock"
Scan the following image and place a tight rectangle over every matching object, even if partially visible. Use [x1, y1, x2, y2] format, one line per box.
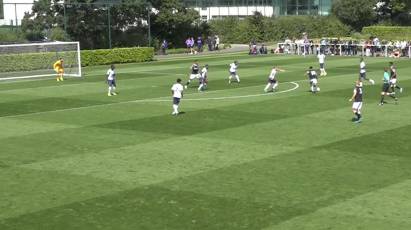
[264, 83, 270, 92]
[173, 104, 178, 114]
[380, 95, 385, 103]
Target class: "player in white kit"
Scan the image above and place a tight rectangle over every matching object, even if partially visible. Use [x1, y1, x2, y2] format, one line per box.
[264, 66, 285, 93]
[198, 64, 209, 92]
[171, 78, 184, 115]
[317, 52, 327, 76]
[359, 58, 375, 85]
[228, 61, 240, 84]
[106, 65, 117, 96]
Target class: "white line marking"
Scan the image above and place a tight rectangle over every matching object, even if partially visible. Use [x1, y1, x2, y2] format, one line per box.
[1, 82, 299, 119]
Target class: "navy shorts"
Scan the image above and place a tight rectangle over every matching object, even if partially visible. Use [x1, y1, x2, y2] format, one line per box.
[382, 83, 390, 93]
[359, 72, 366, 80]
[320, 63, 324, 69]
[108, 80, 116, 87]
[268, 79, 277, 84]
[173, 97, 181, 105]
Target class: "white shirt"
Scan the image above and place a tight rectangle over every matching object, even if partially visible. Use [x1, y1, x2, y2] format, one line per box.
[107, 68, 115, 80]
[201, 67, 208, 78]
[269, 69, 277, 80]
[229, 63, 238, 73]
[171, 83, 184, 98]
[360, 61, 366, 73]
[317, 54, 325, 64]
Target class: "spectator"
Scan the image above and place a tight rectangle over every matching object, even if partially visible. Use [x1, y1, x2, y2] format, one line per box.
[259, 44, 268, 54]
[207, 36, 213, 51]
[214, 35, 220, 50]
[160, 39, 168, 55]
[197, 36, 203, 53]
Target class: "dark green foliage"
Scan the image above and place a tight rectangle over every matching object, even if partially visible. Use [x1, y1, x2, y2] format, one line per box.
[0, 47, 154, 72]
[209, 15, 350, 43]
[362, 26, 411, 40]
[0, 27, 27, 43]
[332, 0, 377, 31]
[81, 47, 154, 66]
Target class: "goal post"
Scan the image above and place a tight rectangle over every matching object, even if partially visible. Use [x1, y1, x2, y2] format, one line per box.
[0, 41, 82, 81]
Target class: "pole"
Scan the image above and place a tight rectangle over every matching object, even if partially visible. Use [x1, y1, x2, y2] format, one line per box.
[107, 5, 112, 49]
[14, 3, 18, 28]
[148, 7, 151, 47]
[63, 4, 67, 40]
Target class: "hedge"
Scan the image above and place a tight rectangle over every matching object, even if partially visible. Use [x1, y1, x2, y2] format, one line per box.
[362, 26, 411, 40]
[0, 47, 154, 73]
[81, 47, 154, 66]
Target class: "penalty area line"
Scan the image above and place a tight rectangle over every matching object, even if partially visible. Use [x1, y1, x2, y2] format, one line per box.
[0, 82, 299, 119]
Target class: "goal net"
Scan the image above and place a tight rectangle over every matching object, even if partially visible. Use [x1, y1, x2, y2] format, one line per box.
[0, 41, 82, 81]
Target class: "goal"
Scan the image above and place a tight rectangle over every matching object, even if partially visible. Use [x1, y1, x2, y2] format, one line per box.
[0, 41, 82, 81]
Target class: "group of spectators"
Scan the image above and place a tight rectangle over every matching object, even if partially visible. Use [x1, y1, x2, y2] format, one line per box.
[277, 36, 411, 58]
[159, 35, 220, 55]
[185, 35, 220, 55]
[249, 39, 268, 55]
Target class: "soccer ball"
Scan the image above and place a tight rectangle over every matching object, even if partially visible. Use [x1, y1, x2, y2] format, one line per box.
[317, 87, 320, 92]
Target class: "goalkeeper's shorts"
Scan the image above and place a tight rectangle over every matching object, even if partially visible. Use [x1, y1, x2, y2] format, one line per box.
[54, 68, 64, 74]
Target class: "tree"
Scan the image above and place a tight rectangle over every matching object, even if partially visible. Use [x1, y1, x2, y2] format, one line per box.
[149, 0, 202, 48]
[332, 0, 377, 31]
[375, 0, 411, 25]
[21, 0, 63, 41]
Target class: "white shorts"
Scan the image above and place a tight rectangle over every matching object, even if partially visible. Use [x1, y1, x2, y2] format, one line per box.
[310, 79, 318, 85]
[189, 74, 200, 80]
[390, 78, 397, 85]
[352, 102, 362, 110]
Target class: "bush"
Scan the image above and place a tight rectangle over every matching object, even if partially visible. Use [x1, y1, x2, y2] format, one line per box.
[362, 26, 411, 40]
[81, 47, 154, 66]
[0, 27, 27, 43]
[0, 47, 154, 73]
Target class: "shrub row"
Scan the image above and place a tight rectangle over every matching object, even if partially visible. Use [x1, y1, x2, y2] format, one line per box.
[0, 47, 154, 73]
[362, 26, 411, 40]
[81, 47, 154, 66]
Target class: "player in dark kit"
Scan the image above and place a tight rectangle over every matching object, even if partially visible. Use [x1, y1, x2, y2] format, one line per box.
[389, 62, 403, 95]
[185, 60, 200, 89]
[379, 67, 398, 105]
[306, 66, 319, 93]
[349, 80, 363, 123]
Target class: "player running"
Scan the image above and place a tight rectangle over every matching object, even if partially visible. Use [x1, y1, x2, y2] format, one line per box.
[359, 58, 375, 85]
[228, 61, 240, 84]
[198, 64, 209, 92]
[106, 64, 117, 96]
[185, 60, 200, 89]
[349, 80, 363, 123]
[171, 78, 184, 115]
[379, 67, 398, 105]
[317, 52, 327, 76]
[389, 62, 403, 95]
[53, 58, 64, 82]
[306, 66, 320, 93]
[264, 66, 285, 93]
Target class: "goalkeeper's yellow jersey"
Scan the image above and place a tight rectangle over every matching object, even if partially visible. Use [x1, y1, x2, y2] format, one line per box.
[53, 60, 63, 69]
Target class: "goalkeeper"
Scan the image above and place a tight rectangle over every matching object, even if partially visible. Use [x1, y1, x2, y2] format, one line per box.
[53, 58, 64, 81]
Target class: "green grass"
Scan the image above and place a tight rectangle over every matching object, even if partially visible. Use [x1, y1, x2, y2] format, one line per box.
[1, 53, 411, 230]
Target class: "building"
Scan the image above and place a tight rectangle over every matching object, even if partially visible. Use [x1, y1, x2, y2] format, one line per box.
[183, 0, 333, 20]
[0, 0, 34, 26]
[0, 0, 333, 26]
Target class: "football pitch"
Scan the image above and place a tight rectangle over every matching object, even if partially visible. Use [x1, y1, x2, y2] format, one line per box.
[1, 53, 411, 230]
